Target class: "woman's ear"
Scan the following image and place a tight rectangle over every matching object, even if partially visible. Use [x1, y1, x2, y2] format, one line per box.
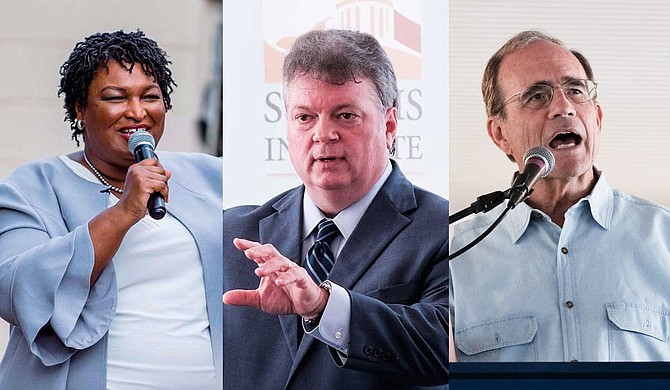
[75, 102, 84, 120]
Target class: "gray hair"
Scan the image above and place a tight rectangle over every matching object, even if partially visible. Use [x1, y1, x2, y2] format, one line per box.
[283, 29, 398, 110]
[482, 30, 595, 120]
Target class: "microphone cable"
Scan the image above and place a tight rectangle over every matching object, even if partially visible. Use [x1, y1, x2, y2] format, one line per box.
[448, 147, 554, 260]
[449, 203, 512, 260]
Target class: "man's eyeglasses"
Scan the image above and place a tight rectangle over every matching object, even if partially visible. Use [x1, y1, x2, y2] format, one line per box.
[494, 79, 598, 115]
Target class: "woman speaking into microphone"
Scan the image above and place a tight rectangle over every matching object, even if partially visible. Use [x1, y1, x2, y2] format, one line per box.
[0, 30, 222, 389]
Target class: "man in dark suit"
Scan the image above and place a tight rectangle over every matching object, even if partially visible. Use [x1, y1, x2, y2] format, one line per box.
[223, 29, 449, 389]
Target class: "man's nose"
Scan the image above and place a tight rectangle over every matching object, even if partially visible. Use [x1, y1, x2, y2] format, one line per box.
[312, 119, 338, 142]
[548, 88, 576, 118]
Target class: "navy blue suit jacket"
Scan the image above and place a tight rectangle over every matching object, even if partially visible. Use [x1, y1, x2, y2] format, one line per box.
[224, 162, 449, 389]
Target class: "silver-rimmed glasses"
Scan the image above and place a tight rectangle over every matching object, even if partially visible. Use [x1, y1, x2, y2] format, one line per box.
[495, 78, 598, 115]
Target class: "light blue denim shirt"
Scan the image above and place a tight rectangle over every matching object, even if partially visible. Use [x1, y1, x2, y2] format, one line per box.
[450, 172, 670, 362]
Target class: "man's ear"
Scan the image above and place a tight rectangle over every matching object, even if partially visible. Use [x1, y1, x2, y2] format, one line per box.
[595, 101, 603, 134]
[384, 107, 398, 152]
[487, 116, 513, 156]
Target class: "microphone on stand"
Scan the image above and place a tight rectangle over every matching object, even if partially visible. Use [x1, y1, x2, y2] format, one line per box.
[128, 130, 166, 220]
[449, 146, 555, 260]
[507, 147, 555, 209]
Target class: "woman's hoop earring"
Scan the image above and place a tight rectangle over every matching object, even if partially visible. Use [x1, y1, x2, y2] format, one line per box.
[74, 119, 85, 131]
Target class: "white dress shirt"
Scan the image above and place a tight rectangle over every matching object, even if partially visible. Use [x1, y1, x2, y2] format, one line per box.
[301, 161, 392, 355]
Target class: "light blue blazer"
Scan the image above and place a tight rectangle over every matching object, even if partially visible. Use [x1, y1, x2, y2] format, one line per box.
[0, 151, 222, 389]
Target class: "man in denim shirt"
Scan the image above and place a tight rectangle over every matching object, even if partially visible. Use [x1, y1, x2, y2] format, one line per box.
[450, 30, 670, 362]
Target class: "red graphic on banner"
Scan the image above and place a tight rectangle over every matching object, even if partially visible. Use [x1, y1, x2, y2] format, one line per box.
[263, 0, 421, 83]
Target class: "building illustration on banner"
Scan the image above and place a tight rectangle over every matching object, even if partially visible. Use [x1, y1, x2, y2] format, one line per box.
[263, 0, 421, 83]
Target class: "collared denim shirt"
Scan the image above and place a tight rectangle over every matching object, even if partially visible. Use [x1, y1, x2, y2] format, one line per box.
[450, 173, 670, 362]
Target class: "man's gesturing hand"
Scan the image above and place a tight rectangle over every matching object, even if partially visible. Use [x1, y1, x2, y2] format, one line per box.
[223, 238, 328, 319]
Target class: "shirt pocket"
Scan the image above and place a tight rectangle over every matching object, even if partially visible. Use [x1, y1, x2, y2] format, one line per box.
[455, 314, 538, 362]
[606, 302, 670, 361]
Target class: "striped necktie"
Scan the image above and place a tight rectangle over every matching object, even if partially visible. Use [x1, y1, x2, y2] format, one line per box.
[305, 219, 339, 284]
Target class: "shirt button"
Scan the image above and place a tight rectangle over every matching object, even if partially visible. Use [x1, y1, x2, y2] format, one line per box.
[561, 247, 569, 254]
[335, 331, 342, 339]
[566, 301, 574, 308]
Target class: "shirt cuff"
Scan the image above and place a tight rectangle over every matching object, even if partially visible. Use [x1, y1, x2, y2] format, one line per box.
[303, 281, 351, 354]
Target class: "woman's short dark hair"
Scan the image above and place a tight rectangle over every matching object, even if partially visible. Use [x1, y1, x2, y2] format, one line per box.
[58, 29, 177, 145]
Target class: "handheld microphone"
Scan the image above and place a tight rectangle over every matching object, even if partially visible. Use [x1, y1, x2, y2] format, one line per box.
[507, 146, 555, 209]
[128, 130, 166, 220]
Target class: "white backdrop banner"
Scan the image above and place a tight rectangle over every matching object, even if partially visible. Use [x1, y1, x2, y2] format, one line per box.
[223, 0, 449, 208]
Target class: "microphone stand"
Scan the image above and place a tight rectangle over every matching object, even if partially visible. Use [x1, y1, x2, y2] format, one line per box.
[449, 172, 530, 260]
[449, 189, 509, 224]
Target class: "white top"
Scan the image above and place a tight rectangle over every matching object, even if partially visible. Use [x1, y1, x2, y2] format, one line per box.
[60, 155, 217, 389]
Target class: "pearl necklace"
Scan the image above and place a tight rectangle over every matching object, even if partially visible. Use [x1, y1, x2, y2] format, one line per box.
[83, 153, 124, 194]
